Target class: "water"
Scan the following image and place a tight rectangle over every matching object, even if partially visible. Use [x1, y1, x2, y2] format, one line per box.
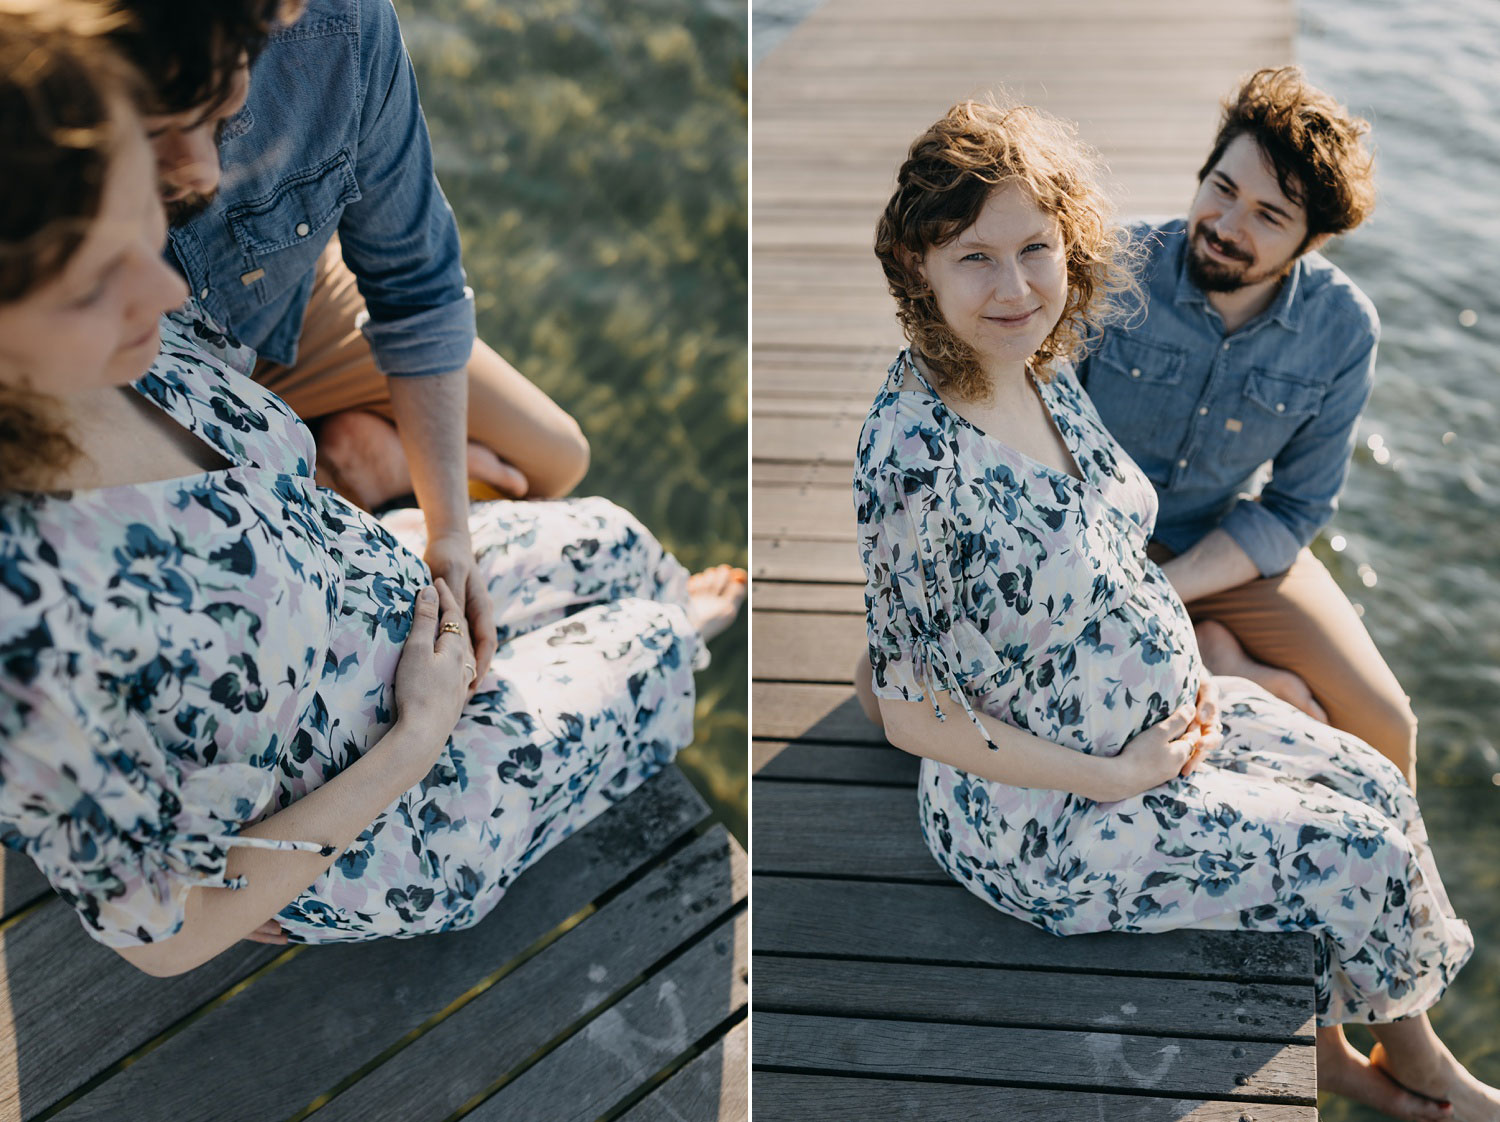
[399, 0, 749, 842]
[1302, 1, 1500, 1113]
[757, 0, 1500, 1106]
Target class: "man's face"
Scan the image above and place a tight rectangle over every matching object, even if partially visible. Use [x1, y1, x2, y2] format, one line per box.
[144, 61, 251, 226]
[1185, 133, 1313, 293]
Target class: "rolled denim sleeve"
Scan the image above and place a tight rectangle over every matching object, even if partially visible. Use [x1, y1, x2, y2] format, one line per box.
[338, 0, 476, 377]
[1219, 327, 1377, 576]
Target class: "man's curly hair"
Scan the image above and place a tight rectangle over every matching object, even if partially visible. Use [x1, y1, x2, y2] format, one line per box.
[875, 99, 1138, 399]
[1200, 67, 1375, 242]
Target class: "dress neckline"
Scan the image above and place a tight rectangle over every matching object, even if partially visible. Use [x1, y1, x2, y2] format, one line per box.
[899, 350, 1087, 487]
[4, 356, 245, 502]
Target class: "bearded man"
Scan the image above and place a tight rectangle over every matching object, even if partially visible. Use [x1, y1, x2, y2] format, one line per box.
[1077, 68, 1412, 781]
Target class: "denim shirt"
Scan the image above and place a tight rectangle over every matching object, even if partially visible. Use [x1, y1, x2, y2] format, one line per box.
[1077, 219, 1379, 577]
[167, 0, 476, 377]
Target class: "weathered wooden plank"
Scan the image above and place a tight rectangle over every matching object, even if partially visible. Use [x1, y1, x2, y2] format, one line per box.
[751, 537, 862, 583]
[753, 415, 863, 463]
[0, 902, 281, 1122]
[753, 485, 859, 542]
[748, 580, 864, 615]
[307, 827, 746, 1122]
[752, 1074, 1319, 1122]
[753, 877, 1315, 983]
[751, 782, 937, 881]
[753, 489, 857, 543]
[0, 854, 51, 925]
[755, 957, 1314, 1041]
[752, 611, 864, 683]
[754, 394, 871, 418]
[462, 910, 749, 1122]
[617, 1019, 749, 1122]
[752, 742, 917, 786]
[752, 462, 865, 489]
[755, 1012, 1316, 1102]
[750, 682, 881, 743]
[52, 768, 708, 1122]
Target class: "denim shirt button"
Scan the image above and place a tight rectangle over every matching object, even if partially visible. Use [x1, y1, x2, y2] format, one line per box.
[1198, 406, 1208, 415]
[1177, 458, 1188, 468]
[295, 222, 311, 237]
[1130, 367, 1141, 378]
[1275, 402, 1286, 413]
[1221, 342, 1231, 351]
[199, 286, 209, 299]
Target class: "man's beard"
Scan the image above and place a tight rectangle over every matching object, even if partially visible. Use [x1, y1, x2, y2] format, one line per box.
[1185, 223, 1257, 293]
[165, 190, 217, 227]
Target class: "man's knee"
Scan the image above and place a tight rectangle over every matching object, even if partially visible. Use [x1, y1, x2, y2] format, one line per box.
[1354, 694, 1419, 786]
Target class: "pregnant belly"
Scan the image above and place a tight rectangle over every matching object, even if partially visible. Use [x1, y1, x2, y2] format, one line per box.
[971, 567, 1201, 757]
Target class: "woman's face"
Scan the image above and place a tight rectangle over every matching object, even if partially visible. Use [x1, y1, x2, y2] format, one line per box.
[0, 109, 188, 398]
[918, 181, 1068, 374]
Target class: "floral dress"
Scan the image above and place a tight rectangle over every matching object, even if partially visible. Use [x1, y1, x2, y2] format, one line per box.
[855, 350, 1471, 1025]
[0, 308, 703, 948]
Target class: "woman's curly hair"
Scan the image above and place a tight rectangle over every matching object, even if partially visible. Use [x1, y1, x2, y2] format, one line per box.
[0, 2, 140, 488]
[874, 99, 1139, 399]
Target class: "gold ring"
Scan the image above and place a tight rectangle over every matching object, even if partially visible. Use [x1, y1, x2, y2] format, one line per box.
[440, 621, 463, 635]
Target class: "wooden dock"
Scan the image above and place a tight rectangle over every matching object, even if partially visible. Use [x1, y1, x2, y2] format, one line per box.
[0, 766, 746, 1122]
[750, 0, 1320, 1116]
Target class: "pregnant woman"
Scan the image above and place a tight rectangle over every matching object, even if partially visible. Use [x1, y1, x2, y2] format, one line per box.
[853, 99, 1494, 1120]
[0, 12, 743, 977]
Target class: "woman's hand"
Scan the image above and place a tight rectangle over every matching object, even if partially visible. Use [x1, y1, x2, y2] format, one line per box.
[424, 532, 497, 695]
[1099, 701, 1203, 802]
[243, 918, 288, 945]
[1184, 675, 1223, 774]
[393, 578, 473, 744]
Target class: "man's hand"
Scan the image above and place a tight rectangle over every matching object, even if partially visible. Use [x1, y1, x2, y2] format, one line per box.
[425, 531, 496, 692]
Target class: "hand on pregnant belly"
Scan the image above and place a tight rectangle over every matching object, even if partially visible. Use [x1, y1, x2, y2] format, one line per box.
[1098, 699, 1212, 802]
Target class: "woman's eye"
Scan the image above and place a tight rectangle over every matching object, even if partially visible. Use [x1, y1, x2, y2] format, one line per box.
[960, 252, 988, 262]
[1022, 243, 1051, 254]
[71, 284, 106, 309]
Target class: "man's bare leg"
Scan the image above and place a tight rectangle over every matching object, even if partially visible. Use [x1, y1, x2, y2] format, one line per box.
[1185, 549, 1418, 785]
[1318, 1025, 1454, 1120]
[317, 410, 526, 511]
[1369, 1014, 1500, 1121]
[1196, 618, 1328, 722]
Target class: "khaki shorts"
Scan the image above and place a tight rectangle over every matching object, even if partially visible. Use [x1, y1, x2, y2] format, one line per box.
[1151, 542, 1418, 783]
[250, 236, 588, 500]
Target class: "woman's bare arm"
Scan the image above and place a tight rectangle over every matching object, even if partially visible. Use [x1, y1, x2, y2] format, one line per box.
[878, 682, 1216, 803]
[115, 580, 473, 978]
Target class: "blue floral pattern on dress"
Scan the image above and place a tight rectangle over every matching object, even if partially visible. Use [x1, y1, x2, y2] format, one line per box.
[855, 350, 1471, 1024]
[0, 307, 702, 949]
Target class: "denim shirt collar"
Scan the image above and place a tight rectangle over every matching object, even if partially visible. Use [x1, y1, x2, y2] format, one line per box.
[1171, 234, 1306, 335]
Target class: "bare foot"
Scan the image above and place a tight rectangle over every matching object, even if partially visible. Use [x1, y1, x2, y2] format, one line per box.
[316, 410, 527, 511]
[1318, 1026, 1453, 1121]
[1371, 1040, 1500, 1122]
[687, 565, 747, 644]
[1194, 618, 1329, 723]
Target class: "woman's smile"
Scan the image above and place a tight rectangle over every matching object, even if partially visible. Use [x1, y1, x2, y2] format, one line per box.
[982, 307, 1040, 327]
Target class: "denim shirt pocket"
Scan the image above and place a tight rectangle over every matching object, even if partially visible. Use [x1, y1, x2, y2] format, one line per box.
[226, 151, 361, 302]
[1243, 368, 1323, 424]
[1087, 333, 1190, 467]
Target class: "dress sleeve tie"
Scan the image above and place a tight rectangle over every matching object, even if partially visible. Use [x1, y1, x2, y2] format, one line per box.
[146, 761, 336, 891]
[893, 484, 1009, 745]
